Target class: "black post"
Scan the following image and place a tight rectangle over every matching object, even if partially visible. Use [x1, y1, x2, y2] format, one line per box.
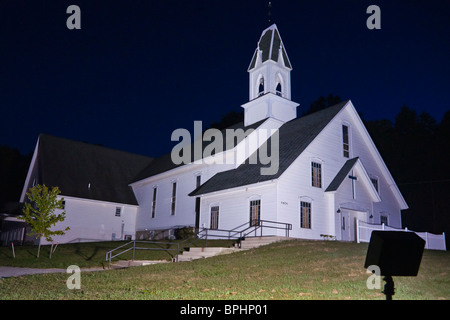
[383, 275, 395, 300]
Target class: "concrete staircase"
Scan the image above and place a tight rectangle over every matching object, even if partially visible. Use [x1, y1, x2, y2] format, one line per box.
[177, 247, 239, 262]
[111, 260, 169, 269]
[109, 237, 295, 267]
[239, 236, 293, 249]
[177, 236, 293, 262]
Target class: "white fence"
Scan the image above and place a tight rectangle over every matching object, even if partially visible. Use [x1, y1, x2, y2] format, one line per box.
[356, 220, 446, 251]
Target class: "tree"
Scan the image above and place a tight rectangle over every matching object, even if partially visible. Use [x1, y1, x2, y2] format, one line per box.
[19, 185, 70, 258]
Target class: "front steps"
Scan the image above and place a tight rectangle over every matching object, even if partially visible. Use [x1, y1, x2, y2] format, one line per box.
[177, 236, 293, 262]
[109, 237, 295, 267]
[177, 247, 239, 262]
[239, 236, 293, 249]
[111, 260, 169, 269]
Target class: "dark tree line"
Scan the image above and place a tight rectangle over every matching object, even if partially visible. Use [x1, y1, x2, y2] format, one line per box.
[0, 147, 32, 209]
[366, 106, 450, 237]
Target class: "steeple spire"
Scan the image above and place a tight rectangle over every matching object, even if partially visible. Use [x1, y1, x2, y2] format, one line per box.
[241, 24, 299, 126]
[247, 24, 292, 100]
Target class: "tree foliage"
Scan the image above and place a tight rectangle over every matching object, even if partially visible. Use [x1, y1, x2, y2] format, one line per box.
[19, 184, 70, 257]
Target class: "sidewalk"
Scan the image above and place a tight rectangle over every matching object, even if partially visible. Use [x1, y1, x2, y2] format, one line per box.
[0, 260, 167, 278]
[0, 266, 68, 278]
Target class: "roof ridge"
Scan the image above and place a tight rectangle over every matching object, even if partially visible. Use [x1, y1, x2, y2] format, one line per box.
[38, 133, 153, 159]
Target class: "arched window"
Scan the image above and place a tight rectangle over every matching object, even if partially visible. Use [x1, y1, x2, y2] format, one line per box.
[258, 77, 264, 96]
[275, 82, 282, 96]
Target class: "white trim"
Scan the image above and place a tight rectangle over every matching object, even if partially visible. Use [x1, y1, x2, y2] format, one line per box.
[299, 198, 313, 230]
[194, 178, 277, 198]
[341, 121, 352, 159]
[346, 101, 408, 209]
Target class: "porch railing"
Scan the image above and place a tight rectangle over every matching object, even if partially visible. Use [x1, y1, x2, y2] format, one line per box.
[192, 219, 292, 248]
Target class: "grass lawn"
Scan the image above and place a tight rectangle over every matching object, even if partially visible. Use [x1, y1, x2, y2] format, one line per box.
[0, 239, 449, 300]
[0, 239, 235, 269]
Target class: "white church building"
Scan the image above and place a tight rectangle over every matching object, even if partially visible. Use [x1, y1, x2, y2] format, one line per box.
[15, 24, 408, 245]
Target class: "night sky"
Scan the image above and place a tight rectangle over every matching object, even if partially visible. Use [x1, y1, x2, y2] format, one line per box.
[1, 0, 449, 158]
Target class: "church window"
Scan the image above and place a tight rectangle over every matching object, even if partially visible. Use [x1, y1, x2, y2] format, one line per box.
[151, 187, 157, 218]
[276, 82, 282, 96]
[210, 206, 219, 230]
[249, 199, 261, 226]
[370, 177, 379, 193]
[343, 125, 350, 158]
[258, 78, 264, 96]
[300, 201, 311, 229]
[311, 162, 322, 188]
[171, 182, 176, 215]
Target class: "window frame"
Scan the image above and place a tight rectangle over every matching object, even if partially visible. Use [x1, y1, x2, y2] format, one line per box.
[311, 161, 322, 188]
[249, 199, 261, 227]
[342, 124, 350, 158]
[171, 181, 177, 216]
[151, 187, 157, 218]
[300, 201, 312, 229]
[370, 176, 379, 194]
[210, 206, 220, 230]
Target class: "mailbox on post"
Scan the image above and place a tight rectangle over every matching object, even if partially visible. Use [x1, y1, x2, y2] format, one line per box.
[364, 231, 425, 300]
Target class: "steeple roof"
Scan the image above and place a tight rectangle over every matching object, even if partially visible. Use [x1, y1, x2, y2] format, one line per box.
[248, 24, 292, 71]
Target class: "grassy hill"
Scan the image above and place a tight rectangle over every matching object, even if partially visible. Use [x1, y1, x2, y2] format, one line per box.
[0, 239, 449, 300]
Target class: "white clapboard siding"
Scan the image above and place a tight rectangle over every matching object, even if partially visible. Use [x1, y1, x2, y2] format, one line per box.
[275, 103, 404, 240]
[199, 183, 278, 236]
[40, 196, 138, 245]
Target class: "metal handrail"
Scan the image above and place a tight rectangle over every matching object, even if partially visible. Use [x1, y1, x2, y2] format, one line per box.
[105, 240, 181, 269]
[197, 219, 292, 248]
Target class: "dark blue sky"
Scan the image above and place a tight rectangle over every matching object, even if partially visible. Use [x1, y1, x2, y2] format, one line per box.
[1, 0, 449, 158]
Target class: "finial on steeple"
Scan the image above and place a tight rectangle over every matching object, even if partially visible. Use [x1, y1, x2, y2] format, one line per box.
[267, 1, 272, 24]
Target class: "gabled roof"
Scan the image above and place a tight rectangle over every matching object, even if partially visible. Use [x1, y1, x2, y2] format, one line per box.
[248, 24, 292, 71]
[189, 101, 350, 196]
[27, 134, 153, 205]
[325, 157, 360, 192]
[325, 157, 381, 202]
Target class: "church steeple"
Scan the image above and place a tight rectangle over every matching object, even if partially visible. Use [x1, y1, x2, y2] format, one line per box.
[242, 24, 299, 126]
[248, 24, 292, 100]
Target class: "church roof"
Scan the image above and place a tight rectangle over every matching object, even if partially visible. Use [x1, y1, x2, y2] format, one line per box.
[189, 101, 350, 196]
[325, 156, 381, 202]
[131, 118, 268, 183]
[325, 157, 360, 192]
[34, 134, 153, 205]
[248, 24, 292, 71]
